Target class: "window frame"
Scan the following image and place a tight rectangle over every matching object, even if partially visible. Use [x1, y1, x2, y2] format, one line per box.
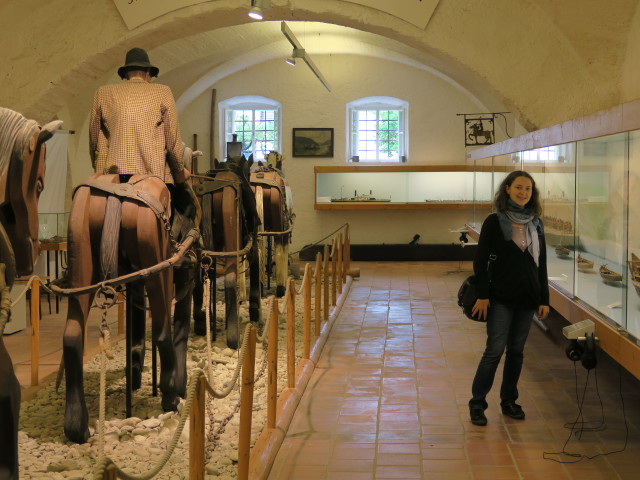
[219, 96, 282, 161]
[347, 96, 409, 163]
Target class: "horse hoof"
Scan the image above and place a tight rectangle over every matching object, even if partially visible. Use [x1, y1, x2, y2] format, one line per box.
[162, 395, 179, 412]
[226, 337, 238, 350]
[132, 365, 142, 390]
[194, 322, 206, 336]
[276, 286, 286, 297]
[64, 425, 90, 444]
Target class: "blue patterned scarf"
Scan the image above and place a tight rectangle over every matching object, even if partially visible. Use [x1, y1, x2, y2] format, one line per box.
[497, 199, 541, 266]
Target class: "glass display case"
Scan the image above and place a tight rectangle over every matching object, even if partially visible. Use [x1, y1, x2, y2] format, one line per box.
[38, 212, 69, 243]
[469, 130, 638, 341]
[315, 166, 479, 210]
[466, 98, 640, 380]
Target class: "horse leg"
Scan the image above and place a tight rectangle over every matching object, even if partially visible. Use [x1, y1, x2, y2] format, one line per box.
[128, 280, 146, 391]
[173, 265, 193, 397]
[63, 185, 97, 444]
[275, 238, 288, 298]
[224, 257, 239, 349]
[270, 187, 288, 298]
[145, 267, 178, 411]
[219, 185, 240, 349]
[136, 225, 178, 411]
[193, 261, 206, 336]
[249, 235, 262, 325]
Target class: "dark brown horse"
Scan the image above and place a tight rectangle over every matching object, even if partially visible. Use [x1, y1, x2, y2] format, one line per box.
[0, 107, 61, 480]
[250, 163, 293, 297]
[192, 155, 261, 349]
[61, 173, 197, 443]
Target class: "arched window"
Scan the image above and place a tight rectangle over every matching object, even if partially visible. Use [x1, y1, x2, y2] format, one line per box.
[347, 96, 408, 163]
[220, 96, 281, 161]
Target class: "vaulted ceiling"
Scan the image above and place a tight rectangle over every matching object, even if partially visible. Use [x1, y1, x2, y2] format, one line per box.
[2, 0, 639, 130]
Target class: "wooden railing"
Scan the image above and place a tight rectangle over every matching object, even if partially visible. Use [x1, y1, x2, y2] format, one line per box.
[92, 223, 354, 480]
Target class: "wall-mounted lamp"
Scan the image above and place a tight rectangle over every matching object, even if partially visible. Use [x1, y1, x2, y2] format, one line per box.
[248, 0, 270, 20]
[285, 48, 305, 66]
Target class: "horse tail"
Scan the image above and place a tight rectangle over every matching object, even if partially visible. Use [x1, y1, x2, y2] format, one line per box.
[100, 194, 121, 279]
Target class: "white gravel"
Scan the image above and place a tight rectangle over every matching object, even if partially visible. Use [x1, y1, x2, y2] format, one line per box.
[18, 282, 316, 480]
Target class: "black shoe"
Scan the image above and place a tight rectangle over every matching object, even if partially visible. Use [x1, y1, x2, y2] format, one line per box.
[470, 407, 487, 426]
[501, 402, 525, 420]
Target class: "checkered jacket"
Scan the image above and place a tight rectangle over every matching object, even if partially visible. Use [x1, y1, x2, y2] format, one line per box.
[89, 77, 190, 183]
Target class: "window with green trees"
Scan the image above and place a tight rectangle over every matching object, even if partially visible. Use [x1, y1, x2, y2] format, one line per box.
[221, 96, 281, 161]
[348, 97, 408, 163]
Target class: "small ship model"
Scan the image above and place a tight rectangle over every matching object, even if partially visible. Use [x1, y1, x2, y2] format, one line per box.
[331, 189, 391, 202]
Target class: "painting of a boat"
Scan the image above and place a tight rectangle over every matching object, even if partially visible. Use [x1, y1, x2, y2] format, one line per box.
[599, 264, 622, 282]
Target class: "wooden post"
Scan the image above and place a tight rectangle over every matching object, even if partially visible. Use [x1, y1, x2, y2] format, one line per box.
[323, 244, 329, 321]
[238, 327, 257, 480]
[287, 278, 295, 389]
[315, 253, 322, 334]
[189, 375, 206, 480]
[337, 233, 343, 295]
[303, 263, 311, 359]
[192, 133, 198, 173]
[331, 238, 337, 307]
[103, 464, 119, 480]
[344, 223, 351, 278]
[267, 298, 278, 429]
[30, 276, 40, 386]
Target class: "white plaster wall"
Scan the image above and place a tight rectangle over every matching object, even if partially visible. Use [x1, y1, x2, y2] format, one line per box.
[621, 3, 640, 103]
[180, 54, 483, 251]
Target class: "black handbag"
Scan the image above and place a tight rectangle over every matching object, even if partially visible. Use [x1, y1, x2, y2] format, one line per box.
[457, 254, 496, 322]
[457, 275, 483, 321]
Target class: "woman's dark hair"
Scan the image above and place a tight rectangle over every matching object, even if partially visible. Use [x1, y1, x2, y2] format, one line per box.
[494, 170, 542, 216]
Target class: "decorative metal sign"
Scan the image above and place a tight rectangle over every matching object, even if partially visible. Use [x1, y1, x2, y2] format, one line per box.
[457, 112, 510, 147]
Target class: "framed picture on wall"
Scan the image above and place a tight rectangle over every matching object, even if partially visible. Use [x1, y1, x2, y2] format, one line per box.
[292, 128, 334, 157]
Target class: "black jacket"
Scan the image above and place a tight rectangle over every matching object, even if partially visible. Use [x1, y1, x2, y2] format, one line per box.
[474, 213, 550, 309]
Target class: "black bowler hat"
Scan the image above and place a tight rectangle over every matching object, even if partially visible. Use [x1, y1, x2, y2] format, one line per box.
[117, 47, 159, 79]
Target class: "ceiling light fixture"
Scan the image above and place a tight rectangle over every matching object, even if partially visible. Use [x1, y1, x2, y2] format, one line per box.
[248, 0, 270, 21]
[285, 48, 305, 66]
[281, 21, 331, 92]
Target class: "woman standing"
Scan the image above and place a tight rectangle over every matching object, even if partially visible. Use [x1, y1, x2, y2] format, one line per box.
[469, 170, 550, 426]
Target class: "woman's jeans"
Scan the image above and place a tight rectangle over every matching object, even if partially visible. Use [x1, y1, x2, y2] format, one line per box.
[469, 301, 534, 410]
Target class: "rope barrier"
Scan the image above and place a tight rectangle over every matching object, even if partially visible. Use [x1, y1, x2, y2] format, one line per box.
[289, 222, 349, 256]
[21, 221, 352, 480]
[51, 229, 199, 297]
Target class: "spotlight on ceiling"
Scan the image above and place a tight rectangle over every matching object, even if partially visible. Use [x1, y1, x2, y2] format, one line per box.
[281, 22, 332, 92]
[285, 48, 304, 66]
[248, 0, 270, 20]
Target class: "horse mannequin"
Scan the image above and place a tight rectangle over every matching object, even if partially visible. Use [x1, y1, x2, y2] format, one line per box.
[0, 107, 62, 480]
[62, 172, 196, 443]
[250, 152, 293, 297]
[193, 153, 261, 348]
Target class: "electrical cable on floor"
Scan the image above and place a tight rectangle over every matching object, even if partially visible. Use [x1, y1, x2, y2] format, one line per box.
[543, 355, 629, 463]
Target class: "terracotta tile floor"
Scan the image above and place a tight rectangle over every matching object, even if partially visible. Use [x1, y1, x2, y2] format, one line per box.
[4, 261, 640, 479]
[268, 261, 640, 480]
[4, 291, 122, 401]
